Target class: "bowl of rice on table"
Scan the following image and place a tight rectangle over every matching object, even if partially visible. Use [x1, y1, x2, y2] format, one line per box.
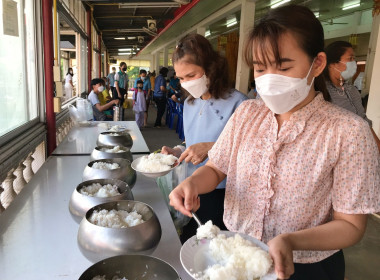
[79, 255, 180, 280]
[69, 178, 134, 223]
[131, 153, 179, 178]
[78, 200, 162, 263]
[83, 158, 136, 188]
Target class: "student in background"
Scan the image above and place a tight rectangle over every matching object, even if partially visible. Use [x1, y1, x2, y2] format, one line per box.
[107, 67, 116, 97]
[88, 78, 119, 121]
[114, 62, 129, 121]
[132, 80, 146, 129]
[134, 69, 152, 127]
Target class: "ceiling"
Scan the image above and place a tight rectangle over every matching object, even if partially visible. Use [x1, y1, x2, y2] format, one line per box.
[80, 0, 190, 56]
[76, 0, 373, 57]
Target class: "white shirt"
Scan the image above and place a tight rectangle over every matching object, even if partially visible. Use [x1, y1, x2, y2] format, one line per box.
[88, 90, 100, 106]
[65, 74, 72, 87]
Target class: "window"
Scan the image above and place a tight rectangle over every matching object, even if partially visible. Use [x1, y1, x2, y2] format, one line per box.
[0, 0, 39, 137]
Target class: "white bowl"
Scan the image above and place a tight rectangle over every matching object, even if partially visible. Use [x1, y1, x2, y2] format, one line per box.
[131, 156, 179, 178]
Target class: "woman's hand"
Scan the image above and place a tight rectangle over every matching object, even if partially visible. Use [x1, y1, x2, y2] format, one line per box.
[267, 234, 295, 279]
[179, 142, 214, 165]
[161, 146, 182, 158]
[169, 179, 200, 217]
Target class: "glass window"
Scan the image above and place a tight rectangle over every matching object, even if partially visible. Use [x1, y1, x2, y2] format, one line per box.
[0, 0, 38, 137]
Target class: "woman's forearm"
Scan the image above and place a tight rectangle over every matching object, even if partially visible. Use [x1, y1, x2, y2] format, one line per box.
[283, 212, 367, 251]
[191, 162, 226, 194]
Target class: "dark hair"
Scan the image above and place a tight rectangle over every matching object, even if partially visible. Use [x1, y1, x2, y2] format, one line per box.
[323, 41, 353, 82]
[172, 33, 230, 103]
[136, 80, 143, 85]
[120, 62, 127, 68]
[159, 67, 168, 75]
[244, 5, 330, 101]
[90, 78, 103, 88]
[139, 69, 147, 75]
[66, 67, 73, 76]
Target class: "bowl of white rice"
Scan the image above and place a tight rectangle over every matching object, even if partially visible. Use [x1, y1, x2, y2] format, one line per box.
[91, 145, 133, 162]
[69, 178, 134, 223]
[97, 131, 133, 149]
[131, 153, 179, 178]
[78, 200, 162, 263]
[79, 255, 180, 280]
[180, 222, 276, 280]
[83, 158, 136, 189]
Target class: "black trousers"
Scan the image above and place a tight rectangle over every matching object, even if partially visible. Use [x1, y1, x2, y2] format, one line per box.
[113, 88, 126, 121]
[290, 250, 345, 280]
[180, 188, 227, 244]
[154, 97, 167, 127]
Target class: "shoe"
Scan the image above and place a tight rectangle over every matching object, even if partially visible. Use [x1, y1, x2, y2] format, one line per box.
[154, 125, 161, 128]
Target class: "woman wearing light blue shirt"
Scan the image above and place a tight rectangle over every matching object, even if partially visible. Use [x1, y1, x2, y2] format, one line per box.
[162, 34, 247, 243]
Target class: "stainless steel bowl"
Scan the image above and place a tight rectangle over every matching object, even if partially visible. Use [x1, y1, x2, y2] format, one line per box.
[82, 158, 136, 189]
[97, 131, 133, 149]
[90, 145, 133, 162]
[79, 255, 180, 280]
[69, 179, 134, 223]
[77, 200, 162, 263]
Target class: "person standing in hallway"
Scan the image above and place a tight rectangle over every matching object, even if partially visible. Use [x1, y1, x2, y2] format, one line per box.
[169, 5, 379, 280]
[161, 33, 247, 243]
[114, 62, 129, 121]
[324, 41, 380, 151]
[64, 68, 74, 99]
[132, 80, 146, 129]
[107, 66, 116, 98]
[153, 67, 169, 128]
[134, 69, 152, 127]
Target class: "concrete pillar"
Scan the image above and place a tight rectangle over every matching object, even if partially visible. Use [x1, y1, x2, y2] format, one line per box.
[366, 14, 380, 136]
[197, 27, 206, 36]
[155, 52, 160, 72]
[163, 47, 168, 67]
[235, 0, 256, 94]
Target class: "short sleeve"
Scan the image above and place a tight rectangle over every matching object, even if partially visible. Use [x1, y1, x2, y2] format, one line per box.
[332, 120, 380, 214]
[88, 93, 100, 106]
[208, 103, 245, 175]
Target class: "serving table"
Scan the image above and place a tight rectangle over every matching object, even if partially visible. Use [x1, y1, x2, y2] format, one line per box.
[0, 155, 191, 280]
[52, 121, 149, 155]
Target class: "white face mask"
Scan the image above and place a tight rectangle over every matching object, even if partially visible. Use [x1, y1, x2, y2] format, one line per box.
[98, 86, 104, 92]
[255, 61, 315, 114]
[340, 61, 357, 80]
[180, 74, 208, 99]
[141, 76, 145, 81]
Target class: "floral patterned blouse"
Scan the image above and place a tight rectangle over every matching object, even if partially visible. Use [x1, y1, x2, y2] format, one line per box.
[208, 93, 380, 263]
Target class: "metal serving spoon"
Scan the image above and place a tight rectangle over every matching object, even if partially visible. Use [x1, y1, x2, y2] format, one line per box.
[191, 211, 203, 227]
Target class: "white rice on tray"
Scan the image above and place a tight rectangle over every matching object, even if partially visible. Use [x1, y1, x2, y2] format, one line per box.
[89, 209, 144, 228]
[91, 162, 120, 170]
[108, 125, 124, 132]
[194, 221, 273, 280]
[100, 146, 125, 153]
[109, 133, 121, 136]
[79, 183, 120, 197]
[136, 153, 178, 172]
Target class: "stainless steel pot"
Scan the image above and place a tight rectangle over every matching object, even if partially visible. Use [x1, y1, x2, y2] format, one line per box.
[90, 145, 133, 162]
[79, 255, 180, 280]
[77, 200, 162, 263]
[69, 179, 134, 223]
[82, 158, 136, 189]
[97, 131, 133, 149]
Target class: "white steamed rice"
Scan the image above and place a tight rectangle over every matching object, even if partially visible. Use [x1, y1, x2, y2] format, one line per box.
[100, 146, 126, 153]
[196, 220, 221, 240]
[108, 125, 124, 132]
[136, 153, 178, 173]
[89, 209, 144, 228]
[91, 162, 120, 170]
[194, 221, 273, 280]
[109, 133, 121, 136]
[79, 183, 120, 197]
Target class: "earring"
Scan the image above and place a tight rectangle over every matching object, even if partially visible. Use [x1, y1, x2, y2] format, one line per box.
[339, 76, 344, 90]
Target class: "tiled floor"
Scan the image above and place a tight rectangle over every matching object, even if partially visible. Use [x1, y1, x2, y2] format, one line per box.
[128, 105, 380, 279]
